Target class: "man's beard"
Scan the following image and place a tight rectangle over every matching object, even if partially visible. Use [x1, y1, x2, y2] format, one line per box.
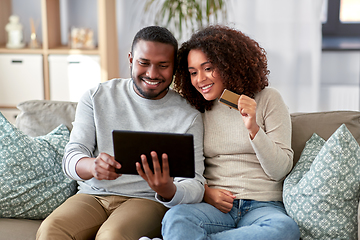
[133, 78, 169, 99]
[130, 66, 170, 99]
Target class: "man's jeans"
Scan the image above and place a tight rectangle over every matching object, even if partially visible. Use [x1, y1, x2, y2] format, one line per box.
[162, 199, 300, 240]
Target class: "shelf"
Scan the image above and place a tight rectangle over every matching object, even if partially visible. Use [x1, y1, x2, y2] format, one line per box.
[0, 105, 17, 109]
[0, 47, 99, 55]
[0, 0, 119, 104]
[0, 46, 44, 54]
[48, 46, 99, 55]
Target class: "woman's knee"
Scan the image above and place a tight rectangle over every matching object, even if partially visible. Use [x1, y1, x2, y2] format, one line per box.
[272, 214, 300, 240]
[163, 204, 199, 224]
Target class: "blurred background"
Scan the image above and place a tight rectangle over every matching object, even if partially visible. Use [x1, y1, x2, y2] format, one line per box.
[0, 0, 359, 122]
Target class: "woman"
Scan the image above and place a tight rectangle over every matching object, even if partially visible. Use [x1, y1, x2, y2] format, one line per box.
[161, 25, 300, 240]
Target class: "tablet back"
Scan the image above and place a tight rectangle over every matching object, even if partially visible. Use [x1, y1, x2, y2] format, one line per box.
[112, 130, 195, 178]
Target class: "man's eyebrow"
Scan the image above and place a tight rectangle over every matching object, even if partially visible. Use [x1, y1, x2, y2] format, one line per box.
[138, 58, 170, 64]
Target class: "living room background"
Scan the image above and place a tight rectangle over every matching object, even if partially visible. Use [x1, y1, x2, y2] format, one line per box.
[0, 0, 359, 122]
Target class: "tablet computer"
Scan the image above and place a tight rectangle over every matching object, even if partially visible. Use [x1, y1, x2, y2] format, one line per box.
[112, 130, 195, 178]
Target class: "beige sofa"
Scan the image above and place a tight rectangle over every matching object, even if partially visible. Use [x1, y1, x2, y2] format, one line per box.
[0, 100, 359, 240]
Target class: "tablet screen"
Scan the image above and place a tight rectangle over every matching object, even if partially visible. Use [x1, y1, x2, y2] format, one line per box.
[112, 130, 195, 178]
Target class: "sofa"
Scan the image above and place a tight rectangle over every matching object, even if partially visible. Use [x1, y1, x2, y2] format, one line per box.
[0, 100, 360, 240]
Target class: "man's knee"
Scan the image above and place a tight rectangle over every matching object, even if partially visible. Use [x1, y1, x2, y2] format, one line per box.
[37, 216, 68, 240]
[96, 223, 161, 240]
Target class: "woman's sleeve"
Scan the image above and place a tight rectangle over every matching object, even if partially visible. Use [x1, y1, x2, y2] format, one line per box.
[250, 88, 294, 181]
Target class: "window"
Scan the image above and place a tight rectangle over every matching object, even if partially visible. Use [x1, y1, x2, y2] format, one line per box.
[322, 0, 360, 36]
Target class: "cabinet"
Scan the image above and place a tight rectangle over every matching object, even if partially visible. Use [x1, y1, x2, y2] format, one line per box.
[0, 0, 119, 108]
[0, 54, 44, 105]
[49, 54, 101, 102]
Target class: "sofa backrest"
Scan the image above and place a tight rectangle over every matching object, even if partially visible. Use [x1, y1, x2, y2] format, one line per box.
[291, 111, 360, 165]
[16, 100, 77, 137]
[15, 100, 360, 167]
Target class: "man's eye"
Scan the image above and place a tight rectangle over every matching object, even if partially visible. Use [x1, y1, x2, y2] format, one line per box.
[159, 65, 169, 68]
[139, 61, 149, 66]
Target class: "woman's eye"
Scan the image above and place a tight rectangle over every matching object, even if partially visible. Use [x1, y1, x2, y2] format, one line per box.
[159, 65, 168, 68]
[205, 67, 212, 71]
[189, 71, 197, 76]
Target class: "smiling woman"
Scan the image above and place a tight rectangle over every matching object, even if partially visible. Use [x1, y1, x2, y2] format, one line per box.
[162, 25, 300, 240]
[187, 49, 224, 101]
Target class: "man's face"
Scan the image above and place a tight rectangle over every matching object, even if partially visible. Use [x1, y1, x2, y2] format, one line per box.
[129, 40, 175, 100]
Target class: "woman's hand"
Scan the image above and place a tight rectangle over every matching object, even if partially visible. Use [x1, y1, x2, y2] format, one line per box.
[203, 184, 236, 213]
[238, 95, 259, 139]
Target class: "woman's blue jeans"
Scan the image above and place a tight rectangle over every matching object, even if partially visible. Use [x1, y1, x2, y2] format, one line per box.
[162, 199, 300, 240]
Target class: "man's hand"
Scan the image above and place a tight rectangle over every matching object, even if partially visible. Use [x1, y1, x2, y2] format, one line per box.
[76, 152, 121, 180]
[136, 151, 176, 201]
[203, 184, 236, 213]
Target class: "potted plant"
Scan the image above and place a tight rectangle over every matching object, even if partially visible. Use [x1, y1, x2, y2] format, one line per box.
[143, 0, 228, 40]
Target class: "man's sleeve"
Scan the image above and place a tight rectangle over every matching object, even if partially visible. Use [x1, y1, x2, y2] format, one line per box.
[62, 90, 97, 181]
[156, 113, 205, 207]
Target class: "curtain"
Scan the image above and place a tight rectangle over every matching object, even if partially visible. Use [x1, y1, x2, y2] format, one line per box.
[225, 0, 324, 113]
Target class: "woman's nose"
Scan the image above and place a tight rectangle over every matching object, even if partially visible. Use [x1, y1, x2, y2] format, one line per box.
[197, 70, 206, 83]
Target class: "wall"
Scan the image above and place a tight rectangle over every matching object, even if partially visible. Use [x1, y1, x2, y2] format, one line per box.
[6, 0, 360, 113]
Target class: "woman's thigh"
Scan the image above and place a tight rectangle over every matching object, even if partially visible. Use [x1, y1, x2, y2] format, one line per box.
[234, 201, 300, 240]
[162, 202, 236, 239]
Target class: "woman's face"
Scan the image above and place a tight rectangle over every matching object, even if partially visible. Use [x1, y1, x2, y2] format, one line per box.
[187, 49, 224, 101]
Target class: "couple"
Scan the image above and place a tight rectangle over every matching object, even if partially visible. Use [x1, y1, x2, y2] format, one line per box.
[37, 25, 300, 240]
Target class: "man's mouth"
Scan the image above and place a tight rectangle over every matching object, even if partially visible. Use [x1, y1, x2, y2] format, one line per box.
[143, 78, 162, 86]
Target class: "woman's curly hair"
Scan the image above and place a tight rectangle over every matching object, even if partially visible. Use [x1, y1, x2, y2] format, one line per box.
[173, 25, 269, 112]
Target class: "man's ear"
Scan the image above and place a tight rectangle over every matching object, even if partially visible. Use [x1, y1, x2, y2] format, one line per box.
[128, 52, 133, 66]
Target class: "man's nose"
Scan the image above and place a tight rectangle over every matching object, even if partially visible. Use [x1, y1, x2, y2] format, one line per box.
[146, 65, 159, 79]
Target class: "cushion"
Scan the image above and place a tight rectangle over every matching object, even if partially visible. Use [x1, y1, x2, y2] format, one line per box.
[16, 100, 77, 137]
[283, 124, 360, 239]
[291, 111, 360, 166]
[0, 111, 77, 220]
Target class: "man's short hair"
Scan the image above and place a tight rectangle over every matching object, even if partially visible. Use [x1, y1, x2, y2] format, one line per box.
[131, 26, 178, 56]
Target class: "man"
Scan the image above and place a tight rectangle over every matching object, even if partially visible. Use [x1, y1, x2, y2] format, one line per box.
[36, 26, 205, 240]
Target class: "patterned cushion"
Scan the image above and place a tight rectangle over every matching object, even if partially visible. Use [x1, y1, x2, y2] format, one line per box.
[0, 111, 77, 219]
[283, 124, 360, 240]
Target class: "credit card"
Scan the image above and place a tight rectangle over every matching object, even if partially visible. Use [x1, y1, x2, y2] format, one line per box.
[219, 89, 240, 110]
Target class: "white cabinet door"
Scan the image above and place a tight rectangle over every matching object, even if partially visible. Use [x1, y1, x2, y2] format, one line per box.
[49, 54, 101, 102]
[0, 54, 44, 106]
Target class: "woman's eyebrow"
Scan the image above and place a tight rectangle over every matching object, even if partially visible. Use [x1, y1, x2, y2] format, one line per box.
[188, 61, 210, 70]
